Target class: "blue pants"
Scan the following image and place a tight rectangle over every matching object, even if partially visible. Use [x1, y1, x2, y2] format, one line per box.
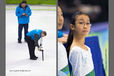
[18, 24, 28, 40]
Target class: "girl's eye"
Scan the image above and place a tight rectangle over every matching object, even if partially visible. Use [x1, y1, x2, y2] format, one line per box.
[57, 14, 63, 16]
[86, 23, 90, 25]
[79, 22, 84, 24]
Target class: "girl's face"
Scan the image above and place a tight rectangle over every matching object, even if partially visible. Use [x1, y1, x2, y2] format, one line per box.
[58, 6, 64, 30]
[74, 14, 91, 36]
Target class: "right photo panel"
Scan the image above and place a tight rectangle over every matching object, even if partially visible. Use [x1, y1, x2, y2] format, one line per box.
[58, 0, 108, 76]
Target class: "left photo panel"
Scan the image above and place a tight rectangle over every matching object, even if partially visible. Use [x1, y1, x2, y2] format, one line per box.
[6, 0, 56, 76]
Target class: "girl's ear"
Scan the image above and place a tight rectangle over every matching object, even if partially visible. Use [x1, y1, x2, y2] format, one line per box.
[70, 24, 75, 30]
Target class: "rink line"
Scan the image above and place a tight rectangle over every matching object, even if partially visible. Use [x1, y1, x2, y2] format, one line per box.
[6, 8, 56, 11]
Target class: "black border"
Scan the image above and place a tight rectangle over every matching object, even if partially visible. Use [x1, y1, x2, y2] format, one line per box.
[56, 0, 58, 76]
[0, 0, 5, 76]
[109, 0, 114, 75]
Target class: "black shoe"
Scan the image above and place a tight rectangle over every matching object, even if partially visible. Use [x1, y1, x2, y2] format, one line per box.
[30, 57, 38, 60]
[33, 56, 38, 59]
[18, 39, 22, 43]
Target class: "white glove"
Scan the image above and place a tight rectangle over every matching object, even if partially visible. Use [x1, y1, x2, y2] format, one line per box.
[37, 47, 41, 51]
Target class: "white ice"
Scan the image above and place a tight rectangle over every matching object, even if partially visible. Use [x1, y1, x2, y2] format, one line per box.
[6, 5, 56, 76]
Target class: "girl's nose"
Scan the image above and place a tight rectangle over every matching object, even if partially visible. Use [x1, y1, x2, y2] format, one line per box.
[83, 24, 87, 28]
[59, 17, 62, 21]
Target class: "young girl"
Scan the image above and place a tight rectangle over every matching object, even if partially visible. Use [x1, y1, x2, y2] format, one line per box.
[58, 6, 71, 76]
[66, 12, 95, 76]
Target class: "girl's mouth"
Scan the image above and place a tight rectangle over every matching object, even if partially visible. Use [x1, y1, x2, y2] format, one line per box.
[82, 30, 88, 32]
[58, 23, 63, 26]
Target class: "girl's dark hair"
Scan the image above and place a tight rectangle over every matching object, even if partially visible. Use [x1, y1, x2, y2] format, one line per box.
[70, 12, 87, 25]
[66, 12, 89, 57]
[66, 29, 74, 57]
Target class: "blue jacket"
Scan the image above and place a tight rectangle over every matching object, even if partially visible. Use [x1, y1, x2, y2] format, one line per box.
[16, 4, 32, 24]
[26, 29, 43, 40]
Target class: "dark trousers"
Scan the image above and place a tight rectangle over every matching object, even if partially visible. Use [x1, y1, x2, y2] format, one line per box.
[26, 36, 37, 59]
[18, 24, 28, 40]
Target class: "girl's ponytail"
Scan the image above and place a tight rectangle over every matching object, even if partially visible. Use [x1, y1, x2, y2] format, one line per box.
[66, 29, 73, 57]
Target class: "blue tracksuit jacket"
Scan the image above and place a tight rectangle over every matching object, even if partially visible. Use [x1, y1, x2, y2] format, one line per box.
[16, 4, 32, 24]
[26, 29, 43, 40]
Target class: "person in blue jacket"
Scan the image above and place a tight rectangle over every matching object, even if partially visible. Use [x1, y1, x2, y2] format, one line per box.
[26, 29, 47, 60]
[16, 1, 32, 43]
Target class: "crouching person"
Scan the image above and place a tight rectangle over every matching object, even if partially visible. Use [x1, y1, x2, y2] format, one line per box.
[26, 29, 47, 60]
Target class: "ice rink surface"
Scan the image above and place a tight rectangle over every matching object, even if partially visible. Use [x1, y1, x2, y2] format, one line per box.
[6, 5, 56, 76]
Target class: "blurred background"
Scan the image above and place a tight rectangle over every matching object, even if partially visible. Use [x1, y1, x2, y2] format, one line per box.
[59, 0, 108, 76]
[6, 0, 56, 5]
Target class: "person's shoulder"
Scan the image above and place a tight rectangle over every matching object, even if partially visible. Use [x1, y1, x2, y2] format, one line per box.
[72, 46, 82, 51]
[16, 5, 20, 8]
[70, 46, 82, 55]
[85, 45, 91, 51]
[26, 5, 31, 8]
[69, 46, 83, 61]
[69, 46, 83, 59]
[85, 45, 90, 49]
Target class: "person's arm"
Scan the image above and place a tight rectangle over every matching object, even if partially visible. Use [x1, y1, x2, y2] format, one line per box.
[25, 6, 32, 17]
[58, 33, 68, 44]
[40, 38, 43, 46]
[58, 31, 68, 43]
[58, 31, 63, 38]
[63, 33, 68, 38]
[16, 6, 23, 17]
[58, 37, 67, 44]
[69, 50, 83, 76]
[34, 34, 39, 48]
